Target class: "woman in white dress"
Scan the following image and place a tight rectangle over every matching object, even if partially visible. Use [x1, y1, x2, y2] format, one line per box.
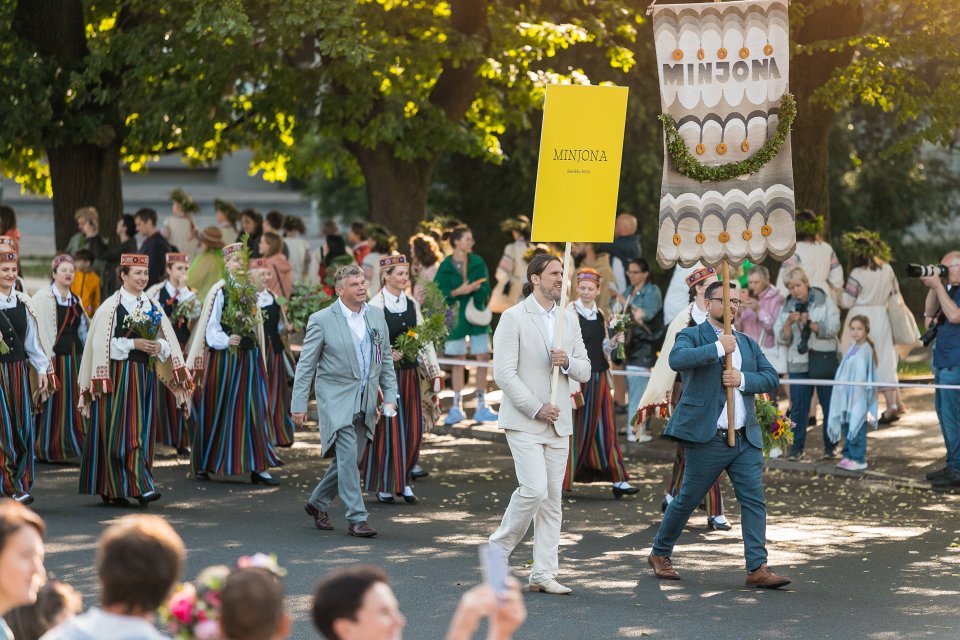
[775, 209, 844, 303]
[162, 188, 200, 258]
[839, 231, 901, 422]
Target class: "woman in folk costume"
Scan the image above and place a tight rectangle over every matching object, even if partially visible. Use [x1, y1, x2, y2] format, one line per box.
[632, 266, 732, 530]
[563, 268, 637, 498]
[249, 258, 295, 448]
[363, 254, 442, 504]
[77, 254, 192, 506]
[185, 242, 282, 486]
[146, 253, 201, 455]
[0, 247, 54, 506]
[33, 254, 88, 462]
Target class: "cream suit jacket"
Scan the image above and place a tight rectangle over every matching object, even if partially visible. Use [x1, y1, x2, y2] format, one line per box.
[493, 295, 591, 437]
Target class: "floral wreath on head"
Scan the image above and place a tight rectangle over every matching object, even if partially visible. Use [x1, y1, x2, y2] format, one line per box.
[840, 227, 891, 263]
[170, 188, 199, 214]
[160, 553, 286, 640]
[795, 213, 825, 239]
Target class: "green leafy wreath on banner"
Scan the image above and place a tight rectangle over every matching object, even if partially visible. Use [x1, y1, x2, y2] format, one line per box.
[659, 94, 797, 183]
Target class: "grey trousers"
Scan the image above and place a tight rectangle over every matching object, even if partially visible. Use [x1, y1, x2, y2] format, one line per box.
[308, 414, 369, 524]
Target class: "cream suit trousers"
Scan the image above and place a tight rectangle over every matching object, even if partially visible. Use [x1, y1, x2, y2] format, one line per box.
[488, 424, 569, 582]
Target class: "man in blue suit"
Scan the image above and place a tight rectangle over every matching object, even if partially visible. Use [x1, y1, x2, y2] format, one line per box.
[647, 280, 791, 589]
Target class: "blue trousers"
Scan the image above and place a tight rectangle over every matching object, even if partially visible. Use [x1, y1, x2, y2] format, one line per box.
[652, 431, 768, 571]
[934, 365, 960, 472]
[841, 422, 867, 464]
[788, 372, 834, 457]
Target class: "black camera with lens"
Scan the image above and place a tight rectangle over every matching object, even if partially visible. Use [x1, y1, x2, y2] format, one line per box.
[794, 301, 812, 354]
[907, 264, 948, 278]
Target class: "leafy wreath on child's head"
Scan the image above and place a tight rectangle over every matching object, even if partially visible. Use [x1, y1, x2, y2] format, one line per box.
[659, 94, 797, 183]
[840, 227, 892, 263]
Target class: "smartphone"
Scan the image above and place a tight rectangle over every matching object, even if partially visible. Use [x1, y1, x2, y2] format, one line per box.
[478, 543, 509, 595]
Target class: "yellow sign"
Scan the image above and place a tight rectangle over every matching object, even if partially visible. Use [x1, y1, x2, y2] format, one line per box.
[531, 84, 629, 243]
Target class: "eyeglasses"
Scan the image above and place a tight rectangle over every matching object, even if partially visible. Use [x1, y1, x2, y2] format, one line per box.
[708, 298, 742, 307]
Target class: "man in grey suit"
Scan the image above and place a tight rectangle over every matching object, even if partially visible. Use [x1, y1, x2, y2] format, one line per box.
[647, 280, 791, 588]
[292, 264, 398, 538]
[489, 254, 591, 595]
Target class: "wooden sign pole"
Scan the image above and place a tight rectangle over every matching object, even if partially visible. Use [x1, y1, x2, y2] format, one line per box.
[550, 242, 573, 405]
[722, 261, 736, 447]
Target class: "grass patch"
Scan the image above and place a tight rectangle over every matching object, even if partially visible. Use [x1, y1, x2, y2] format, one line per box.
[898, 359, 932, 378]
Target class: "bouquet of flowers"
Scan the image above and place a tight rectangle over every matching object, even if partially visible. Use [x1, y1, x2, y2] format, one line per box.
[755, 396, 795, 460]
[392, 312, 449, 368]
[170, 294, 202, 325]
[160, 564, 229, 640]
[159, 553, 286, 640]
[222, 237, 262, 354]
[277, 282, 334, 333]
[419, 282, 455, 353]
[608, 301, 631, 361]
[123, 303, 164, 370]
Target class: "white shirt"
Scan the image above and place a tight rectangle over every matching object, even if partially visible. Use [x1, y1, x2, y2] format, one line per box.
[163, 280, 196, 303]
[540, 301, 558, 346]
[338, 297, 368, 343]
[51, 284, 89, 346]
[707, 320, 747, 430]
[574, 298, 597, 321]
[111, 288, 171, 362]
[40, 607, 169, 640]
[380, 288, 408, 314]
[691, 301, 708, 325]
[0, 288, 51, 374]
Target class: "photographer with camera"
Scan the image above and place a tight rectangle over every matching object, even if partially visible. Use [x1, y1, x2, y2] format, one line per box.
[918, 252, 960, 488]
[774, 267, 841, 460]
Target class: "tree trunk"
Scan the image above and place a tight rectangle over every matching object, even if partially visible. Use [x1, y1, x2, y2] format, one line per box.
[48, 142, 123, 250]
[349, 144, 438, 245]
[791, 0, 864, 231]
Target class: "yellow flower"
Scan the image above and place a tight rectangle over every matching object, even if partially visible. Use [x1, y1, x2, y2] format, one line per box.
[406, 329, 418, 338]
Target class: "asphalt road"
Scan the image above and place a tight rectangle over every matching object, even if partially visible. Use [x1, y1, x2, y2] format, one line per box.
[30, 429, 960, 639]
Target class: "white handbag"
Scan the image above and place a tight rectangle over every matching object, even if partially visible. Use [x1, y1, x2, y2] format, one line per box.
[465, 298, 492, 326]
[759, 329, 788, 375]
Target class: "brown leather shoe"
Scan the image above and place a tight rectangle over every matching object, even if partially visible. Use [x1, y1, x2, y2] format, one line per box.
[647, 553, 680, 580]
[304, 503, 334, 531]
[348, 521, 378, 538]
[745, 564, 791, 589]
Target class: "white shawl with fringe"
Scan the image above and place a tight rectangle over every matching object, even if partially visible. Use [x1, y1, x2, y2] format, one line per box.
[9, 290, 56, 409]
[77, 290, 193, 417]
[184, 279, 267, 381]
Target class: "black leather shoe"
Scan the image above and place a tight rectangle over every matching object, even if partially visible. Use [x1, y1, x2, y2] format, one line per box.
[195, 471, 210, 481]
[137, 491, 161, 506]
[708, 516, 732, 531]
[661, 497, 669, 513]
[13, 493, 34, 506]
[251, 472, 280, 486]
[402, 493, 419, 504]
[100, 495, 131, 507]
[926, 466, 950, 480]
[377, 494, 396, 504]
[612, 484, 639, 499]
[176, 447, 191, 457]
[931, 469, 960, 488]
[410, 466, 430, 479]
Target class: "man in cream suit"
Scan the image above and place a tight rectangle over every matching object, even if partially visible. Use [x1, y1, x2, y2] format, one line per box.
[292, 264, 398, 538]
[488, 254, 591, 595]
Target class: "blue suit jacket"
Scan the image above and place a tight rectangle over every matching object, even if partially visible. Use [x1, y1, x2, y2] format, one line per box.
[665, 321, 779, 449]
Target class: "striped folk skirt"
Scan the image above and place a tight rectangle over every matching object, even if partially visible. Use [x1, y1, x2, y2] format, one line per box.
[0, 360, 34, 496]
[667, 443, 724, 517]
[362, 367, 424, 494]
[35, 352, 85, 461]
[78, 359, 158, 499]
[193, 347, 281, 475]
[565, 371, 629, 490]
[156, 384, 192, 451]
[265, 342, 294, 447]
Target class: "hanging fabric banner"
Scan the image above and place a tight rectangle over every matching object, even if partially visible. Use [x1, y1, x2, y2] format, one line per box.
[652, 0, 796, 268]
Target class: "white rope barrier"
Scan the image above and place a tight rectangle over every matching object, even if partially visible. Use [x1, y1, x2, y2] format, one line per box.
[435, 357, 960, 390]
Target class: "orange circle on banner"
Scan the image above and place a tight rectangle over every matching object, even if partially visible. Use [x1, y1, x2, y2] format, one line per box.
[717, 143, 728, 155]
[672, 234, 682, 246]
[696, 233, 706, 245]
[673, 49, 684, 60]
[741, 140, 750, 152]
[719, 231, 730, 243]
[697, 48, 705, 60]
[740, 47, 750, 59]
[761, 225, 772, 237]
[742, 229, 753, 241]
[764, 43, 774, 56]
[695, 143, 706, 155]
[717, 47, 728, 59]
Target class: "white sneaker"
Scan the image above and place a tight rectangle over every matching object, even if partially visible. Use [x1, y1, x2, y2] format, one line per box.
[528, 578, 572, 595]
[627, 431, 638, 442]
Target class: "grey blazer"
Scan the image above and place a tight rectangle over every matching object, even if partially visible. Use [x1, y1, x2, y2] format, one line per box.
[291, 302, 398, 456]
[493, 295, 591, 437]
